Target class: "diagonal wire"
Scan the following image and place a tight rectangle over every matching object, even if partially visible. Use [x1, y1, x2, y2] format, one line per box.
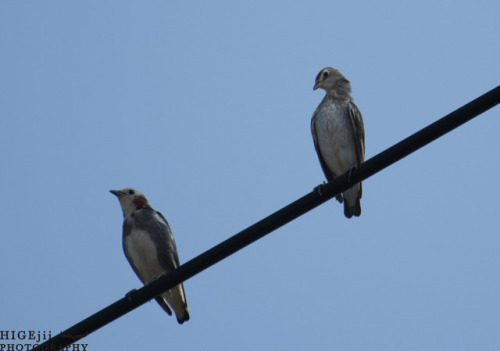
[34, 85, 500, 351]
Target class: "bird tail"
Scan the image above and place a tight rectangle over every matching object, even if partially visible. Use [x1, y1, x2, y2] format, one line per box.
[163, 284, 190, 324]
[343, 183, 362, 218]
[176, 309, 190, 324]
[344, 196, 361, 218]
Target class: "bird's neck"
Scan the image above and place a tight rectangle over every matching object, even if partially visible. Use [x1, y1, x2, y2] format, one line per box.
[133, 196, 152, 211]
[326, 88, 351, 103]
[326, 79, 352, 103]
[122, 197, 152, 218]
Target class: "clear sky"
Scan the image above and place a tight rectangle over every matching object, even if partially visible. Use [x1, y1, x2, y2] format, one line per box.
[1, 1, 499, 350]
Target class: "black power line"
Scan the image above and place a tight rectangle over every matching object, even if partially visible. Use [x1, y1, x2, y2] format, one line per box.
[34, 85, 500, 351]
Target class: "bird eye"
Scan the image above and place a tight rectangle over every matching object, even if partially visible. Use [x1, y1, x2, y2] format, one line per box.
[128, 190, 135, 195]
[323, 71, 329, 78]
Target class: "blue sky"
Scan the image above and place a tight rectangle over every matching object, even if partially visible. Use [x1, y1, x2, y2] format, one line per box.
[1, 1, 499, 350]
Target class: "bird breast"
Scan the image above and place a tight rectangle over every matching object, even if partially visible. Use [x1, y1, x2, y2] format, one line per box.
[315, 102, 358, 175]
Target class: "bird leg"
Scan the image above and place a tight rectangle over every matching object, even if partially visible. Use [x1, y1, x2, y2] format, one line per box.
[335, 194, 343, 203]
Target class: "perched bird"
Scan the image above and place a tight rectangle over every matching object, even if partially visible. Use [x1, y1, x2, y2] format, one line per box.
[311, 67, 365, 218]
[110, 188, 190, 324]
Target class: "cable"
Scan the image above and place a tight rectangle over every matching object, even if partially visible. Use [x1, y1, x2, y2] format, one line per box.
[33, 85, 500, 351]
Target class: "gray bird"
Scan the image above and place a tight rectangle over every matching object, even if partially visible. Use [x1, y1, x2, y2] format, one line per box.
[110, 188, 190, 324]
[311, 67, 365, 218]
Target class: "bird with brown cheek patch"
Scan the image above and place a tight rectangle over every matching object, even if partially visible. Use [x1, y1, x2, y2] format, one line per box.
[110, 187, 190, 324]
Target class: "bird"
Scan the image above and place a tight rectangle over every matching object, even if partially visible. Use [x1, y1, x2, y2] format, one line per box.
[110, 187, 190, 324]
[311, 67, 365, 218]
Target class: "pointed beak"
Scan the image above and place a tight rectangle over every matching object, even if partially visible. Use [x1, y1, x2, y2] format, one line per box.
[313, 81, 320, 90]
[110, 190, 125, 197]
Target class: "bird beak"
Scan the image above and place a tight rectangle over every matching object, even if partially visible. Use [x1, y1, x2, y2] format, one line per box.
[313, 81, 320, 90]
[110, 190, 125, 197]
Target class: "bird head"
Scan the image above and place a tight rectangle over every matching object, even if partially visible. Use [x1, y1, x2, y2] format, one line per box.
[313, 67, 351, 93]
[110, 187, 151, 217]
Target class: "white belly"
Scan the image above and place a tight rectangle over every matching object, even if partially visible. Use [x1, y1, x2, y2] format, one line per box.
[124, 229, 166, 284]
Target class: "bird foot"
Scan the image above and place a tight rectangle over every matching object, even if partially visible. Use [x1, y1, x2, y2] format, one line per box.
[314, 182, 327, 196]
[347, 166, 357, 183]
[125, 289, 137, 302]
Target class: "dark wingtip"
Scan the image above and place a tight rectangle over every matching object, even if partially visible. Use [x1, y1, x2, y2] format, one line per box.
[155, 297, 173, 316]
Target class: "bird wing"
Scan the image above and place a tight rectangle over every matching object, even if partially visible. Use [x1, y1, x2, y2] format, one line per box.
[311, 111, 337, 181]
[154, 211, 189, 306]
[155, 296, 173, 315]
[154, 211, 181, 269]
[347, 100, 365, 198]
[347, 101, 365, 165]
